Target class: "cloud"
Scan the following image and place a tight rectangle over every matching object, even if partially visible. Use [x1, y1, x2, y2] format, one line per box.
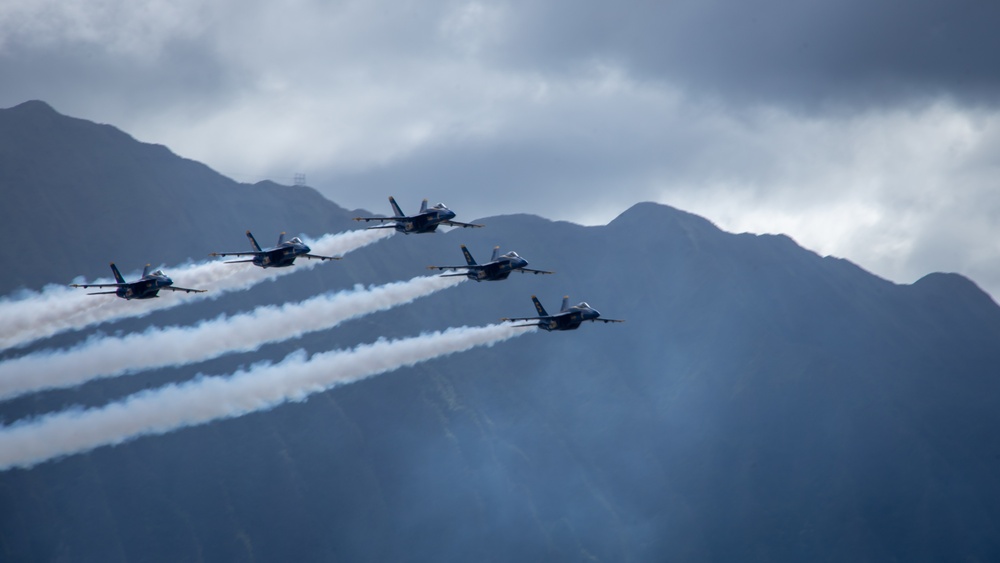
[1, 0, 999, 299]
[491, 0, 1000, 109]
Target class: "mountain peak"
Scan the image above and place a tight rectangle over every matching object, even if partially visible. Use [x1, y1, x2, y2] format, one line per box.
[911, 272, 997, 307]
[608, 201, 719, 230]
[6, 100, 59, 116]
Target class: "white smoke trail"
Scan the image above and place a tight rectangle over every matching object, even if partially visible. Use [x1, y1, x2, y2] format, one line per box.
[0, 275, 464, 401]
[0, 229, 392, 350]
[0, 323, 529, 471]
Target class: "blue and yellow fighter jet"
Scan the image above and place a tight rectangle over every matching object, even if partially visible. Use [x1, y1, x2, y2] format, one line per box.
[503, 295, 624, 331]
[209, 231, 340, 268]
[353, 196, 484, 234]
[71, 263, 206, 300]
[428, 245, 553, 281]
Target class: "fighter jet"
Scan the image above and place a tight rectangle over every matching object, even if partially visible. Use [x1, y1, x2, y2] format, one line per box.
[428, 245, 554, 281]
[71, 263, 206, 300]
[209, 231, 340, 268]
[353, 196, 484, 234]
[502, 295, 624, 331]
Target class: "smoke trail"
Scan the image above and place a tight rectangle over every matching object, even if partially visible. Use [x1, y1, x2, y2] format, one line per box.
[0, 323, 528, 471]
[0, 275, 464, 401]
[0, 229, 392, 350]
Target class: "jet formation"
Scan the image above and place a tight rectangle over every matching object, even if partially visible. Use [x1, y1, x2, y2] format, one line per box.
[209, 230, 340, 268]
[69, 197, 622, 329]
[71, 263, 206, 300]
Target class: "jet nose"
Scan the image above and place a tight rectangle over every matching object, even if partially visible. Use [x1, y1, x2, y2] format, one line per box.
[303, 245, 312, 253]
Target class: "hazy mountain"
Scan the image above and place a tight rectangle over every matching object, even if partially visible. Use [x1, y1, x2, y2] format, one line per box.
[1, 102, 999, 562]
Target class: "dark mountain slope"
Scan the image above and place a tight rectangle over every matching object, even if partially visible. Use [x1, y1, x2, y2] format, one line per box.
[1, 104, 999, 562]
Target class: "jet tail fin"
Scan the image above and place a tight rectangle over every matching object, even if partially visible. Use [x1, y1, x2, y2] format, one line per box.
[531, 295, 549, 317]
[490, 246, 500, 262]
[245, 230, 263, 252]
[110, 263, 126, 284]
[460, 245, 477, 266]
[389, 196, 405, 217]
[141, 264, 151, 278]
[560, 296, 570, 312]
[419, 198, 429, 213]
[277, 232, 286, 246]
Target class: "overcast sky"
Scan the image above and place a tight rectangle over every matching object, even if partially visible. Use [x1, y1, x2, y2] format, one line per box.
[2, 0, 999, 298]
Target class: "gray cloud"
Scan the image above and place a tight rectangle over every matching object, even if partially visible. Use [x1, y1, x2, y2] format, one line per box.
[1, 0, 999, 298]
[490, 0, 1000, 110]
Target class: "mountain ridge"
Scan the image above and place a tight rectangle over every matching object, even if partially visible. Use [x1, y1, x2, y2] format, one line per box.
[1, 101, 999, 562]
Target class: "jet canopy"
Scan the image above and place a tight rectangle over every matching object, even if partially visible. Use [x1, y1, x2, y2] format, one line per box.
[502, 251, 521, 259]
[150, 270, 166, 277]
[287, 237, 304, 245]
[577, 302, 591, 309]
[434, 203, 449, 209]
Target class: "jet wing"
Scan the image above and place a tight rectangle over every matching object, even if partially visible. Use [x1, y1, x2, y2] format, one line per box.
[353, 216, 397, 223]
[440, 220, 484, 229]
[591, 318, 625, 323]
[500, 317, 544, 328]
[302, 254, 342, 261]
[70, 282, 127, 289]
[516, 268, 555, 275]
[427, 265, 473, 271]
[209, 251, 262, 258]
[359, 222, 400, 230]
[160, 286, 207, 294]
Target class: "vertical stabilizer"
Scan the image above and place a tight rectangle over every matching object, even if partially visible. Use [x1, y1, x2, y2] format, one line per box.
[419, 198, 429, 213]
[245, 230, 263, 252]
[531, 296, 549, 317]
[490, 246, 501, 262]
[560, 296, 570, 312]
[141, 264, 151, 278]
[277, 232, 286, 246]
[461, 245, 478, 266]
[110, 263, 126, 284]
[389, 196, 405, 217]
